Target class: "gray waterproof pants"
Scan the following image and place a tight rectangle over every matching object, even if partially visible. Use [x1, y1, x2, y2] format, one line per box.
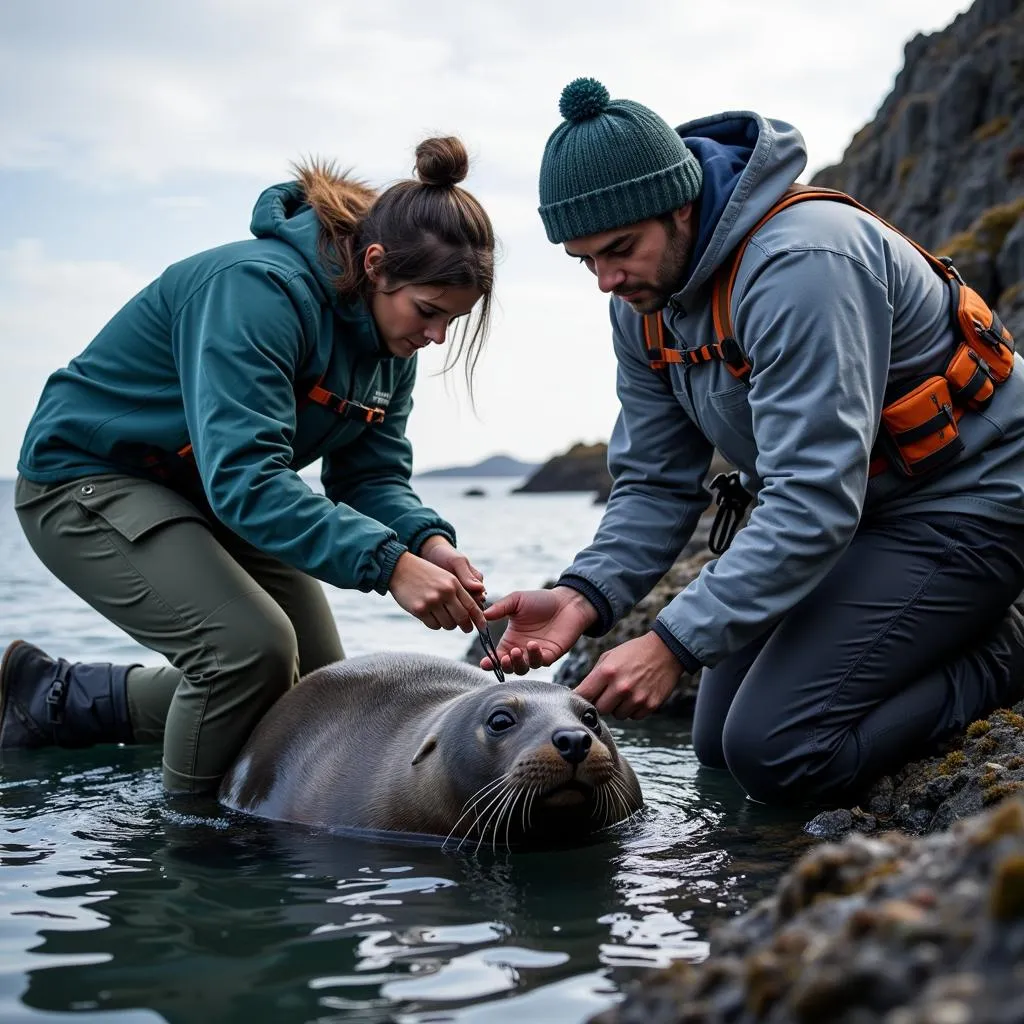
[692, 511, 1024, 803]
[14, 474, 344, 794]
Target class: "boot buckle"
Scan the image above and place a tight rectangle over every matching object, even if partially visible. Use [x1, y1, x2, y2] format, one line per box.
[45, 679, 67, 725]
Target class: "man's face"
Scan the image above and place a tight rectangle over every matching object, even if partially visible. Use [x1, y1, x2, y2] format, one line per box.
[563, 205, 696, 315]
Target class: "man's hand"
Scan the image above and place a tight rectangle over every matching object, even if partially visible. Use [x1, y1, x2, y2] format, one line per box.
[575, 632, 683, 719]
[418, 535, 487, 606]
[482, 586, 598, 675]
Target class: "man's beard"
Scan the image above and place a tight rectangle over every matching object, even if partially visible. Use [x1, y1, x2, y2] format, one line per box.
[617, 220, 692, 315]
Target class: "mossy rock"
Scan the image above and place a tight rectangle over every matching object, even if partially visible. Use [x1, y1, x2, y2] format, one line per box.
[972, 115, 1011, 142]
[591, 799, 1024, 1024]
[896, 155, 918, 184]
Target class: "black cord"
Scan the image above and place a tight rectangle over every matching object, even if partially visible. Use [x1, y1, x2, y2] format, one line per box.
[707, 471, 753, 555]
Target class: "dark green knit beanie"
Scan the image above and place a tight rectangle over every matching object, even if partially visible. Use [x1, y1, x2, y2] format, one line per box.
[538, 78, 703, 244]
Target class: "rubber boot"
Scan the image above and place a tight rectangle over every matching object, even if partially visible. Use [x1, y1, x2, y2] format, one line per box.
[0, 640, 135, 748]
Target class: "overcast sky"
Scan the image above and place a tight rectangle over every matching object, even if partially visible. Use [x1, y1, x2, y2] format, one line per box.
[0, 0, 973, 475]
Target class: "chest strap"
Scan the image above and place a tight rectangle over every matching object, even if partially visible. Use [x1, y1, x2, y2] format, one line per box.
[644, 311, 751, 379]
[304, 376, 387, 424]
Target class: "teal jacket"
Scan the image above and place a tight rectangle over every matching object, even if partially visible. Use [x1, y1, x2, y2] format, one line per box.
[18, 182, 455, 594]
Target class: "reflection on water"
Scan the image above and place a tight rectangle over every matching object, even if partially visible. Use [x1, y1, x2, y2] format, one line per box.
[0, 478, 815, 1021]
[0, 721, 813, 1024]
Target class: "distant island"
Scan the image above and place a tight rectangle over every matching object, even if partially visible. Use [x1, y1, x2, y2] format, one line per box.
[415, 454, 539, 478]
[513, 442, 611, 497]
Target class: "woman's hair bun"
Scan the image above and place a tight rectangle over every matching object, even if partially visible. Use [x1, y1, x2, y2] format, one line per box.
[414, 136, 470, 188]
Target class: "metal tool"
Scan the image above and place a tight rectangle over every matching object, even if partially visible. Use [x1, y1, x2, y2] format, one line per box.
[477, 623, 505, 683]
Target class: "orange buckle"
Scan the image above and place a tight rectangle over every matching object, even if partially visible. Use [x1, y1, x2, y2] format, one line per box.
[339, 400, 386, 424]
[647, 347, 684, 368]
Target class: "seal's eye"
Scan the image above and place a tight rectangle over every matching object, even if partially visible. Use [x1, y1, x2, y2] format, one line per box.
[486, 709, 517, 735]
[581, 708, 601, 734]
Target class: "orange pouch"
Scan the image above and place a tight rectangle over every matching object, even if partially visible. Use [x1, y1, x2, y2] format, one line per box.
[880, 376, 964, 477]
[946, 343, 996, 410]
[957, 283, 1015, 382]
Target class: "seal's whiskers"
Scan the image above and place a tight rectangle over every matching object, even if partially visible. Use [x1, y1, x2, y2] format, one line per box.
[607, 774, 634, 824]
[467, 783, 512, 854]
[527, 786, 539, 832]
[498, 784, 529, 853]
[470, 781, 517, 852]
[477, 784, 520, 855]
[593, 784, 609, 827]
[520, 784, 538, 837]
[442, 774, 511, 849]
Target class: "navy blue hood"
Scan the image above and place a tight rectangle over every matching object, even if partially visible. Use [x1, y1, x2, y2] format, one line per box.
[682, 117, 760, 275]
[670, 112, 808, 301]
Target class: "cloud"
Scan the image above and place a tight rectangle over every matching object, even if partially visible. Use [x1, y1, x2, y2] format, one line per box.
[0, 0, 972, 188]
[150, 196, 211, 210]
[0, 240, 149, 467]
[0, 0, 974, 475]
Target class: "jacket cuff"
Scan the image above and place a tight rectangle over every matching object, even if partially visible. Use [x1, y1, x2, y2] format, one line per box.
[374, 539, 409, 595]
[651, 619, 703, 674]
[407, 525, 457, 554]
[556, 574, 615, 636]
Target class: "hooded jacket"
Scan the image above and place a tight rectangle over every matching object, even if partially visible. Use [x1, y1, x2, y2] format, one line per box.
[559, 112, 1024, 670]
[18, 171, 455, 595]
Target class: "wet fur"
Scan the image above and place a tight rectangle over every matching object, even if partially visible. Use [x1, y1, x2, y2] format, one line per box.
[219, 653, 643, 845]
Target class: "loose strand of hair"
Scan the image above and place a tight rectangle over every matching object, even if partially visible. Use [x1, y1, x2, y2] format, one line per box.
[440, 294, 492, 406]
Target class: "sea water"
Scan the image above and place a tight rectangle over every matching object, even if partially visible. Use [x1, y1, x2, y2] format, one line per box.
[0, 477, 812, 1023]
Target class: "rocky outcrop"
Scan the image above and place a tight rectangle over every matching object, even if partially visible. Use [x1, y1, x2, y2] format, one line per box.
[512, 442, 612, 496]
[417, 454, 538, 479]
[811, 0, 1024, 336]
[591, 796, 1024, 1024]
[805, 703, 1024, 842]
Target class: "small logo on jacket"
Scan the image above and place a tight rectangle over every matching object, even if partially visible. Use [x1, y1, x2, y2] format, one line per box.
[371, 389, 392, 407]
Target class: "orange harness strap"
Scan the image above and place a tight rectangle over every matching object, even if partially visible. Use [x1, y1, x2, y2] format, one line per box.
[643, 185, 1016, 481]
[645, 306, 752, 379]
[708, 184, 1014, 362]
[304, 377, 387, 424]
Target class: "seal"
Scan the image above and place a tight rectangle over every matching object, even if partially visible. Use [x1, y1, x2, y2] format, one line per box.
[219, 652, 643, 848]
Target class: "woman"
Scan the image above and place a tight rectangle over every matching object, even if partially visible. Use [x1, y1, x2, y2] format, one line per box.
[2, 136, 495, 796]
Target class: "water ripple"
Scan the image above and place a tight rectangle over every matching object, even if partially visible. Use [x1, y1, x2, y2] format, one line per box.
[0, 480, 815, 1022]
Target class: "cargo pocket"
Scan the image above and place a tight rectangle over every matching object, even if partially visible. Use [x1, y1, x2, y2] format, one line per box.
[72, 476, 210, 542]
[703, 383, 755, 471]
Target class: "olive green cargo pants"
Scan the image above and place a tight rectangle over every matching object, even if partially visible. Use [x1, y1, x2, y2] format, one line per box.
[14, 474, 344, 794]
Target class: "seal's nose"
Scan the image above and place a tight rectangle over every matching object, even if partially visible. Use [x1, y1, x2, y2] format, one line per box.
[551, 728, 592, 765]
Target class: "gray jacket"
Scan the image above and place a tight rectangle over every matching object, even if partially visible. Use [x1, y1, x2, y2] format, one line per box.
[560, 111, 1024, 670]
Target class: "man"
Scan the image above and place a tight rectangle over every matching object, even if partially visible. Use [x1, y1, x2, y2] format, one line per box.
[483, 78, 1024, 805]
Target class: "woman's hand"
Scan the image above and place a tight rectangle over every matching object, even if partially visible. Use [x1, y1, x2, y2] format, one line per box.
[418, 536, 487, 606]
[389, 548, 487, 632]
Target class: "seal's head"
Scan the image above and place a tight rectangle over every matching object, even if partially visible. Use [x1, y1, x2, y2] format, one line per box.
[407, 679, 644, 850]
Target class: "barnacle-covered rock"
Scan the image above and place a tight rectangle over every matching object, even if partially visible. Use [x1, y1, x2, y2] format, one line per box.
[591, 799, 1024, 1024]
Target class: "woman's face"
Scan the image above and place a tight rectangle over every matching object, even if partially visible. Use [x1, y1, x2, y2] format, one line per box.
[369, 279, 483, 359]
